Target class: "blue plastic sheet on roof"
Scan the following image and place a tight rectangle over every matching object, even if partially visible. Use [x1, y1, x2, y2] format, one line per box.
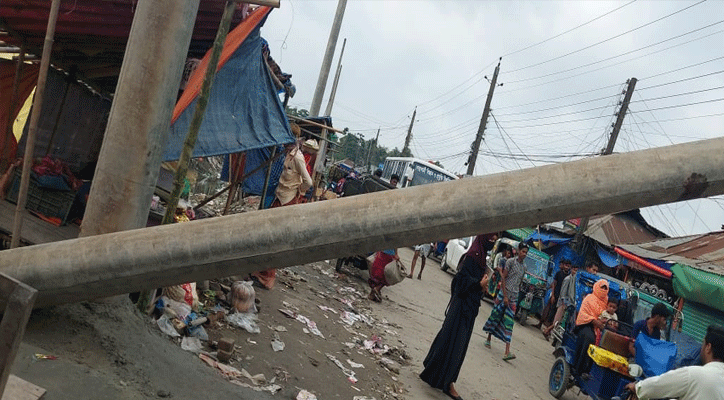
[596, 246, 624, 268]
[528, 231, 572, 246]
[163, 22, 295, 162]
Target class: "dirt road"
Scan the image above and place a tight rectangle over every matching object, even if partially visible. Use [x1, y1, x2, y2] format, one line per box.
[386, 247, 585, 400]
[10, 247, 585, 400]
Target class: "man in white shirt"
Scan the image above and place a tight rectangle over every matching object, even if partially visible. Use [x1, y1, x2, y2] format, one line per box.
[625, 325, 724, 400]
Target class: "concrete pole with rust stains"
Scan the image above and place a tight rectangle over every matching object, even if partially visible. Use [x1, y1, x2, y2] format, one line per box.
[80, 0, 200, 237]
[1, 137, 723, 308]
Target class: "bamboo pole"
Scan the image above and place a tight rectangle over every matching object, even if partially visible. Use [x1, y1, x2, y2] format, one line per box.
[162, 0, 237, 224]
[193, 148, 284, 211]
[10, 0, 61, 249]
[286, 114, 345, 134]
[258, 146, 278, 210]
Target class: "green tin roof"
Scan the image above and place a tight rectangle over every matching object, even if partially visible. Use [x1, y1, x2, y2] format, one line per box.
[506, 227, 535, 241]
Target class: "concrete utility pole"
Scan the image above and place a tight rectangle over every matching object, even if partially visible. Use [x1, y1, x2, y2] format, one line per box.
[2, 136, 723, 308]
[402, 107, 416, 155]
[574, 78, 637, 251]
[81, 0, 200, 237]
[309, 0, 347, 117]
[10, 0, 61, 249]
[466, 60, 501, 176]
[366, 127, 380, 172]
[324, 38, 346, 117]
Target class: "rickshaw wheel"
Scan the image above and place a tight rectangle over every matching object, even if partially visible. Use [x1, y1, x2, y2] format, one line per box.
[518, 309, 528, 326]
[549, 356, 571, 399]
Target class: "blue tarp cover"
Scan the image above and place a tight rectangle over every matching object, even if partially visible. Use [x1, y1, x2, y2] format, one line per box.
[528, 231, 572, 246]
[596, 246, 624, 268]
[164, 22, 294, 161]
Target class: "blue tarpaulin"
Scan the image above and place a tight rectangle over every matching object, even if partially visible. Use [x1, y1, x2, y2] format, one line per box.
[528, 231, 572, 246]
[163, 20, 294, 162]
[596, 246, 625, 268]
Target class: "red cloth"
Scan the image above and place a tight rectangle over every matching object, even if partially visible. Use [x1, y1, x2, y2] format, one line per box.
[369, 251, 394, 288]
[303, 153, 316, 176]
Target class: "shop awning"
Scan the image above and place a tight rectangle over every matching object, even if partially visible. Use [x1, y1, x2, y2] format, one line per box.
[672, 263, 724, 313]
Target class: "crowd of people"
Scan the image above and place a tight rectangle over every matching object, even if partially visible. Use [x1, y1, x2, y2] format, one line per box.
[411, 234, 724, 400]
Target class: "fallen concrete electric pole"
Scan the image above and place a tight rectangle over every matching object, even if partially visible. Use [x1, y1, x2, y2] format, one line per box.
[1, 137, 723, 308]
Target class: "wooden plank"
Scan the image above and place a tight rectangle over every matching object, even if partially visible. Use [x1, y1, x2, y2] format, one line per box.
[0, 200, 79, 245]
[0, 275, 38, 397]
[1, 375, 46, 400]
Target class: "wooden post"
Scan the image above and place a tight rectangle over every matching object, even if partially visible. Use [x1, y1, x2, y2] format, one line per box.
[2, 45, 25, 172]
[0, 273, 38, 397]
[10, 0, 61, 249]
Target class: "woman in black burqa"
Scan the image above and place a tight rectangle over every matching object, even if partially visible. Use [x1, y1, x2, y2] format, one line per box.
[419, 233, 497, 400]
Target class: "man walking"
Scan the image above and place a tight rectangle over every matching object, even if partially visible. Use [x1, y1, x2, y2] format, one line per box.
[408, 243, 432, 279]
[483, 242, 529, 361]
[625, 325, 724, 399]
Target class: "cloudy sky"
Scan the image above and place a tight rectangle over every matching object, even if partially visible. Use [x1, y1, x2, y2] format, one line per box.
[260, 0, 724, 237]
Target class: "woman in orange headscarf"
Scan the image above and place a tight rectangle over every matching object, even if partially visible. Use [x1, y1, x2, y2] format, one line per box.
[573, 279, 609, 375]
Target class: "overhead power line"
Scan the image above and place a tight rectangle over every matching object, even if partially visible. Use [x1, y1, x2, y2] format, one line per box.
[506, 0, 707, 73]
[495, 85, 724, 125]
[502, 0, 638, 58]
[505, 20, 724, 84]
[497, 29, 722, 96]
[411, 0, 639, 111]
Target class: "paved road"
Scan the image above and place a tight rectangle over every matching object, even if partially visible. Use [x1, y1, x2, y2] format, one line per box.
[377, 247, 586, 400]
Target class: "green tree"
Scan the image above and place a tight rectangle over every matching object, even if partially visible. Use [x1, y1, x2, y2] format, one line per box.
[285, 106, 309, 118]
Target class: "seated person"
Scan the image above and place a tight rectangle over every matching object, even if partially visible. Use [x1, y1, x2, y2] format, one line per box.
[572, 279, 609, 376]
[543, 263, 579, 337]
[600, 297, 619, 331]
[628, 302, 671, 358]
[625, 325, 724, 400]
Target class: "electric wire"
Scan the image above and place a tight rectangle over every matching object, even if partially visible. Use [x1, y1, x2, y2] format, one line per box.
[505, 0, 707, 73]
[495, 85, 724, 124]
[497, 29, 723, 96]
[505, 20, 724, 84]
[502, 0, 639, 58]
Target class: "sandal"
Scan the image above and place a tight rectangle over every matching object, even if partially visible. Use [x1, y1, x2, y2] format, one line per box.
[483, 340, 491, 349]
[502, 353, 517, 361]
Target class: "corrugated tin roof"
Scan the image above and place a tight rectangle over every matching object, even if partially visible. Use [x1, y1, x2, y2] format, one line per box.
[619, 231, 724, 276]
[0, 0, 249, 93]
[586, 212, 665, 246]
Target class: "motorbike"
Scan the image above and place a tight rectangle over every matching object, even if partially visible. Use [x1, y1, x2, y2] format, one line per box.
[515, 273, 547, 326]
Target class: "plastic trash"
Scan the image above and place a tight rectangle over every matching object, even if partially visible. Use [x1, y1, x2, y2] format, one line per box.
[326, 353, 357, 383]
[156, 314, 181, 337]
[230, 281, 257, 313]
[296, 390, 318, 400]
[157, 296, 192, 321]
[227, 312, 261, 334]
[181, 336, 202, 353]
[271, 339, 285, 352]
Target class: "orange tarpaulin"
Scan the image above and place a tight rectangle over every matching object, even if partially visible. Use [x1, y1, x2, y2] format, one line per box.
[171, 6, 272, 125]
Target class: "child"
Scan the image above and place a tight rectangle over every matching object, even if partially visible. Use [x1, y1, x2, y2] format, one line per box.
[600, 298, 619, 331]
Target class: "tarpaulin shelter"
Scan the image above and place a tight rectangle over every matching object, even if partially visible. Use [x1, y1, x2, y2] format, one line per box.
[0, 2, 295, 242]
[164, 6, 294, 162]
